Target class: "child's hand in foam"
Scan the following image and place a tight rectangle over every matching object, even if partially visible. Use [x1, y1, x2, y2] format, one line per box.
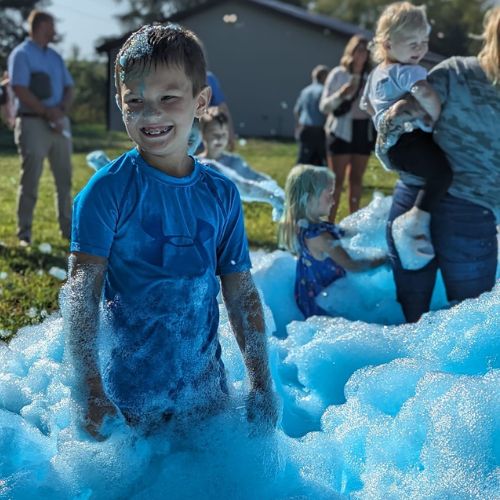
[246, 387, 279, 435]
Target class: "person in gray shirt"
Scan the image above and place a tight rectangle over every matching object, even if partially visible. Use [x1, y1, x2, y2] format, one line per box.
[294, 64, 329, 166]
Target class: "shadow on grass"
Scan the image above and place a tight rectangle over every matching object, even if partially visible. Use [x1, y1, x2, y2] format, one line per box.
[0, 242, 67, 274]
[0, 123, 132, 155]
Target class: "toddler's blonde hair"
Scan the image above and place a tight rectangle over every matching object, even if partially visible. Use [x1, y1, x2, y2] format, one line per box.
[278, 165, 335, 255]
[478, 7, 500, 86]
[371, 1, 431, 63]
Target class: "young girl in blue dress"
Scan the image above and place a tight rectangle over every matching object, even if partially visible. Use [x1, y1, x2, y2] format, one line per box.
[279, 165, 386, 318]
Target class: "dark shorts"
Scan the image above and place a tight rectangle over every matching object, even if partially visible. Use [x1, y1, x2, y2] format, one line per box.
[387, 182, 497, 322]
[327, 119, 375, 156]
[297, 126, 326, 166]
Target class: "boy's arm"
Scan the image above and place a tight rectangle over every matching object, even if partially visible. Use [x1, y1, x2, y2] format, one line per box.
[65, 251, 117, 440]
[220, 271, 278, 429]
[410, 80, 441, 122]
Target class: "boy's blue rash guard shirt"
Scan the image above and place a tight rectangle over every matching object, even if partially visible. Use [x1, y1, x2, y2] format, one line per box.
[71, 148, 251, 414]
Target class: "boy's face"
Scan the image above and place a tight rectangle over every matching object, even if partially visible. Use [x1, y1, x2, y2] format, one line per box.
[203, 122, 229, 160]
[387, 30, 429, 65]
[118, 63, 210, 169]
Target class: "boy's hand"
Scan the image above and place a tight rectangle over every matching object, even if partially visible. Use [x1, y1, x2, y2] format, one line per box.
[371, 255, 389, 268]
[84, 376, 117, 440]
[246, 387, 279, 434]
[85, 395, 117, 441]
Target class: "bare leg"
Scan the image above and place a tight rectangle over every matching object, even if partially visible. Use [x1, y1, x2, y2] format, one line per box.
[327, 153, 351, 222]
[377, 97, 431, 154]
[348, 154, 370, 214]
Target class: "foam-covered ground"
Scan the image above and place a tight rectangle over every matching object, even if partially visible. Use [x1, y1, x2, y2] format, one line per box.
[1, 195, 498, 499]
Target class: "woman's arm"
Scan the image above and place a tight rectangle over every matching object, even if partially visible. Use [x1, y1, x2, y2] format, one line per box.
[410, 80, 441, 122]
[319, 68, 355, 114]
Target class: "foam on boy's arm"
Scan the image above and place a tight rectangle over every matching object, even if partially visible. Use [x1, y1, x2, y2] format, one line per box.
[220, 271, 271, 392]
[62, 253, 107, 391]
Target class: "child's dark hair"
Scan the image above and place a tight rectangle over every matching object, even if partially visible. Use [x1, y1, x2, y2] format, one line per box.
[199, 106, 229, 134]
[312, 65, 329, 84]
[115, 23, 207, 98]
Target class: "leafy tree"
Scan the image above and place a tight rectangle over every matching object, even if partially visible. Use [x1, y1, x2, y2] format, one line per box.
[313, 0, 486, 56]
[66, 48, 107, 124]
[0, 0, 49, 69]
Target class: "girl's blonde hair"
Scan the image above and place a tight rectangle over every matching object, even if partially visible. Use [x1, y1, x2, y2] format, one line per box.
[371, 1, 431, 63]
[278, 165, 335, 255]
[340, 34, 371, 72]
[478, 7, 500, 87]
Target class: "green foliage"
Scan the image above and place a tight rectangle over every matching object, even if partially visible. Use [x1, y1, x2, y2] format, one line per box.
[0, 124, 397, 335]
[314, 0, 486, 57]
[66, 57, 107, 124]
[0, 0, 50, 69]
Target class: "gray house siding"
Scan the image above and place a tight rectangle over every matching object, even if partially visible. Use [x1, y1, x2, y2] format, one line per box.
[107, 47, 122, 131]
[101, 2, 364, 137]
[100, 0, 442, 137]
[182, 1, 351, 137]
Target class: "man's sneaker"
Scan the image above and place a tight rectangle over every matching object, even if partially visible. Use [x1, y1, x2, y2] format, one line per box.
[18, 238, 31, 248]
[392, 206, 435, 270]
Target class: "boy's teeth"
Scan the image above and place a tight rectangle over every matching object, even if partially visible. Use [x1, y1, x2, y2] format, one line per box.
[144, 127, 169, 135]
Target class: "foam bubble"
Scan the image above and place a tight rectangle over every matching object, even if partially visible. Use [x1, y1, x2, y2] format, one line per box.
[0, 195, 497, 497]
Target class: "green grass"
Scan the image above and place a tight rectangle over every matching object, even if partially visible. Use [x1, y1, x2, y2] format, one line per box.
[0, 124, 397, 335]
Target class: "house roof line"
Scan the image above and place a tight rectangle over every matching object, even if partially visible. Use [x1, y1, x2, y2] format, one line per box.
[96, 0, 370, 52]
[95, 0, 443, 63]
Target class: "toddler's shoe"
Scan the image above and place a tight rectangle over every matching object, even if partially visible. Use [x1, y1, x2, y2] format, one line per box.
[392, 206, 435, 270]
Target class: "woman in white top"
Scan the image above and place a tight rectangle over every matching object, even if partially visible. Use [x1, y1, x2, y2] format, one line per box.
[320, 35, 375, 221]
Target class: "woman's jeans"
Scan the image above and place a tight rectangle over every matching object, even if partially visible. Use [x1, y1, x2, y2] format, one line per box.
[387, 182, 497, 322]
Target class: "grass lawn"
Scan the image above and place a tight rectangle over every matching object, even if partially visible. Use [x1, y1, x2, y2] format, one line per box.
[0, 124, 397, 335]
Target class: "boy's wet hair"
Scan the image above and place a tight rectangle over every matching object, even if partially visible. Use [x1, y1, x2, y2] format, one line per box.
[199, 107, 229, 134]
[115, 23, 207, 98]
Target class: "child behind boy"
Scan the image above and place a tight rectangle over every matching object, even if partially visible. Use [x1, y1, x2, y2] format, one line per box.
[197, 107, 285, 221]
[278, 165, 386, 319]
[65, 24, 276, 438]
[361, 2, 453, 271]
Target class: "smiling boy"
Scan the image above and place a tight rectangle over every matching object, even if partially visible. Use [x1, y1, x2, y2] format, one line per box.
[66, 24, 276, 438]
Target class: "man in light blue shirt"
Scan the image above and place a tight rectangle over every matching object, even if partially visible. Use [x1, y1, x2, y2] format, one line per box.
[294, 65, 329, 166]
[8, 10, 74, 246]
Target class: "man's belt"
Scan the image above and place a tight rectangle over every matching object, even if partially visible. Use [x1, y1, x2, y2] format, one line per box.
[17, 112, 42, 118]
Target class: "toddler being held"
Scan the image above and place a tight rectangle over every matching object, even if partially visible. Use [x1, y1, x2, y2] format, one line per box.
[361, 1, 453, 270]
